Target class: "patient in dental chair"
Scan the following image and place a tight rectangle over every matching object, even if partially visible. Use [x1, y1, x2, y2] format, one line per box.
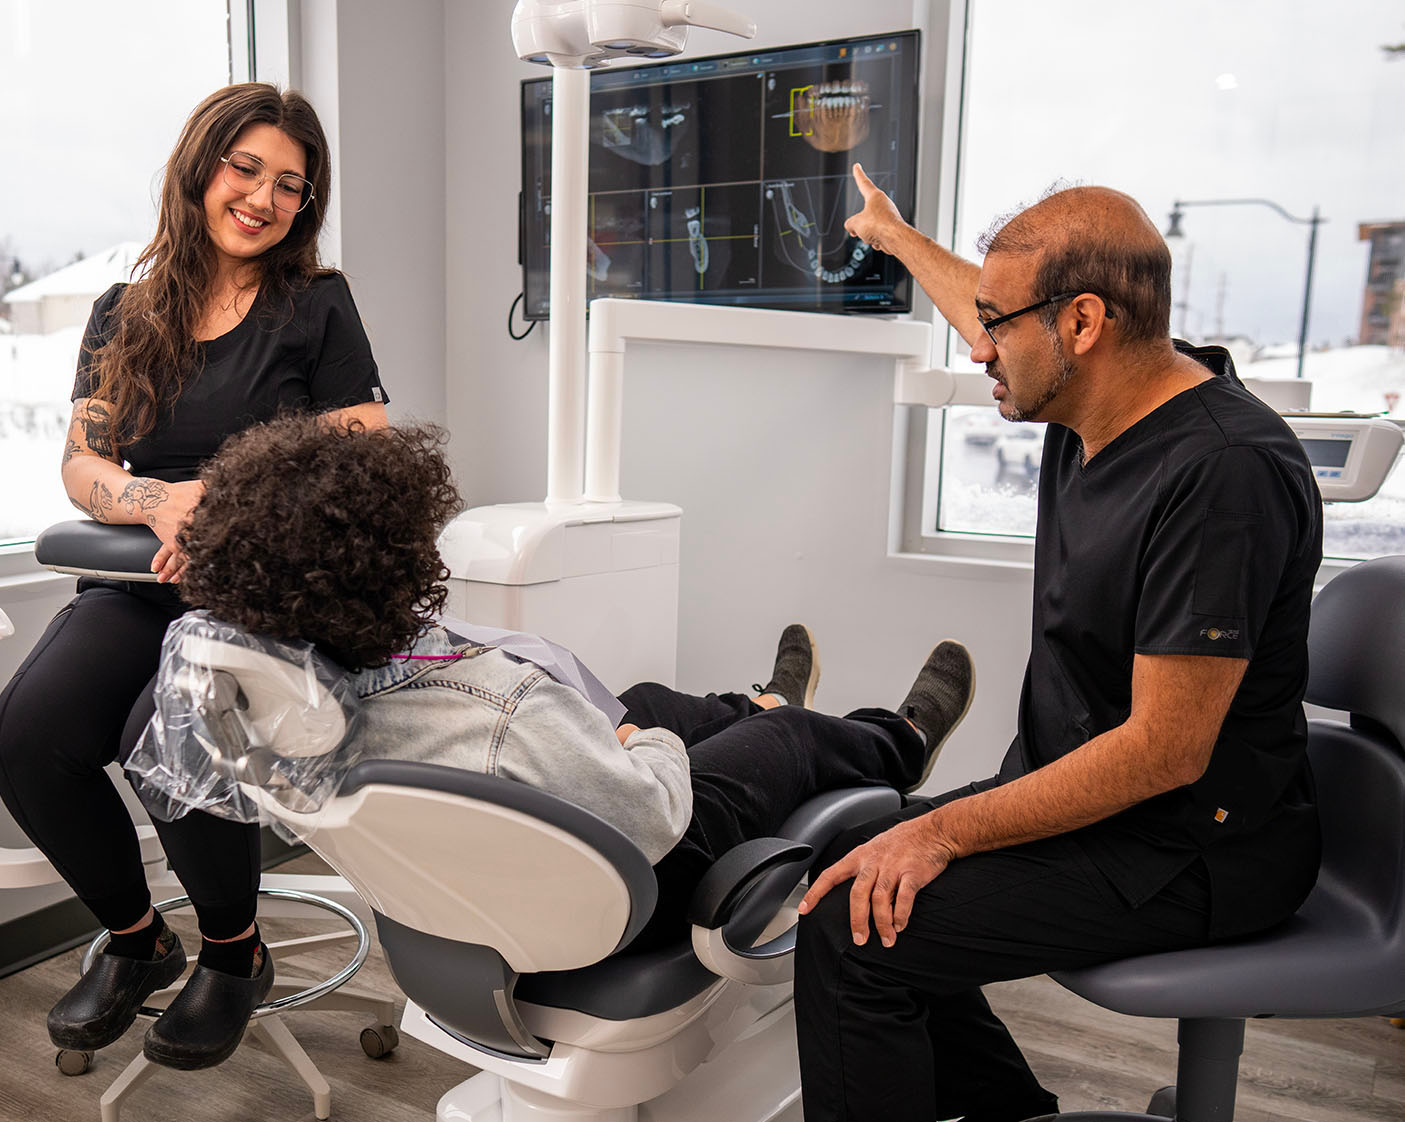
[172, 414, 975, 950]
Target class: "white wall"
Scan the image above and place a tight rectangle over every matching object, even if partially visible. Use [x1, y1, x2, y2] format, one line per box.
[317, 0, 448, 426]
[442, 0, 1031, 791]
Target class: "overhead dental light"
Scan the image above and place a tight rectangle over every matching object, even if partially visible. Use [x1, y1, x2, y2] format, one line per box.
[512, 0, 755, 69]
[509, 0, 755, 503]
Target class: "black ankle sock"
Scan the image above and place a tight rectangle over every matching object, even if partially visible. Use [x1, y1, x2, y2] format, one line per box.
[198, 925, 262, 978]
[105, 911, 168, 961]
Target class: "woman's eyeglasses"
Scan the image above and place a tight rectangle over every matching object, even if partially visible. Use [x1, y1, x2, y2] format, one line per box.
[219, 152, 315, 214]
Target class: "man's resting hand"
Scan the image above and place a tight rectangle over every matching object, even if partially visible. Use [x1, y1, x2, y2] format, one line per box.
[798, 811, 957, 948]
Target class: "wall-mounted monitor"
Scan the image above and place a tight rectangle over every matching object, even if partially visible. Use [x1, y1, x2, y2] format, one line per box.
[520, 30, 922, 320]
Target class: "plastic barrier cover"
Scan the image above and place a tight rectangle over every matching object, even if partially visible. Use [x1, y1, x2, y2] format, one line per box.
[125, 611, 361, 841]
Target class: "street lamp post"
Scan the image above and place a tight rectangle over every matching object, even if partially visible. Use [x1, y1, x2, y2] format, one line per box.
[1164, 198, 1325, 380]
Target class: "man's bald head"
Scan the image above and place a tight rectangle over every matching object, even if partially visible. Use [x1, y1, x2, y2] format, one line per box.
[978, 186, 1173, 347]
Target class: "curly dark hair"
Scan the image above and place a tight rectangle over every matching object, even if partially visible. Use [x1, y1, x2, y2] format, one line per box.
[177, 414, 463, 670]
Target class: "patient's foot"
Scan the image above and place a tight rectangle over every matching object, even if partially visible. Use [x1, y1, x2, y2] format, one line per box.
[898, 640, 975, 792]
[753, 623, 821, 709]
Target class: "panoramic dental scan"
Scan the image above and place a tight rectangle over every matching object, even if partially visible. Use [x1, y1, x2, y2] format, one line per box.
[519, 31, 921, 317]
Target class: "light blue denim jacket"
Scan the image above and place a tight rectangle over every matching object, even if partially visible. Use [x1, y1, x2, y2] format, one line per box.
[350, 627, 692, 863]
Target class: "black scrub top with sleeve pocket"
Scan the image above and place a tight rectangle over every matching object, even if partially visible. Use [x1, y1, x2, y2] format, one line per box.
[1001, 344, 1323, 937]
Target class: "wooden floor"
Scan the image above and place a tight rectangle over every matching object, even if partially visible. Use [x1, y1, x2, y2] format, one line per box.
[1, 859, 1401, 1121]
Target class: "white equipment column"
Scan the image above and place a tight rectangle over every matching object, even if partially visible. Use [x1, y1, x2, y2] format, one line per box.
[546, 66, 590, 503]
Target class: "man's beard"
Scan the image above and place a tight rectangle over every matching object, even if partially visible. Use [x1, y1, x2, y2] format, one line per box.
[1000, 334, 1077, 423]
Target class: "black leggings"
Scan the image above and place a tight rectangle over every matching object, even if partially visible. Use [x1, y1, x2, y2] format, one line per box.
[0, 580, 260, 939]
[618, 682, 925, 950]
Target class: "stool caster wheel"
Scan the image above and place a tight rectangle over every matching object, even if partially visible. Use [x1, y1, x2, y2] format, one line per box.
[55, 1049, 94, 1076]
[1146, 1086, 1176, 1117]
[360, 1024, 399, 1058]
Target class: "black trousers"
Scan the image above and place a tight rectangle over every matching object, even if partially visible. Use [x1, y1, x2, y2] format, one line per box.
[792, 782, 1312, 1122]
[618, 682, 926, 951]
[0, 581, 260, 939]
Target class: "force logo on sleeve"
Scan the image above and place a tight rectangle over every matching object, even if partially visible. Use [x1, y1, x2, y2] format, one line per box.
[1199, 626, 1241, 641]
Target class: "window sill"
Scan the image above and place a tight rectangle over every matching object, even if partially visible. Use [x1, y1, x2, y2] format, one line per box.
[891, 531, 1036, 580]
[0, 541, 42, 579]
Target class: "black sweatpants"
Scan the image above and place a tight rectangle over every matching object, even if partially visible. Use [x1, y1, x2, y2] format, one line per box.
[618, 682, 926, 951]
[793, 784, 1304, 1122]
[0, 580, 260, 938]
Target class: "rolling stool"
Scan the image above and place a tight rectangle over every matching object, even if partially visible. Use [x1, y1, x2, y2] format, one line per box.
[1026, 555, 1405, 1122]
[32, 520, 401, 1119]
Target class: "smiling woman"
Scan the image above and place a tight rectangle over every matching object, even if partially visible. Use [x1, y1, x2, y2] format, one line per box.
[0, 80, 391, 1075]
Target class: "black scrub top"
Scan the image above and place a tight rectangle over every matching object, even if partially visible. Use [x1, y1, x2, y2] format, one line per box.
[1002, 344, 1323, 937]
[73, 273, 388, 482]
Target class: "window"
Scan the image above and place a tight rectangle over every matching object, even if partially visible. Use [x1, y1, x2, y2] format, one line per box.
[921, 0, 1405, 559]
[0, 0, 232, 545]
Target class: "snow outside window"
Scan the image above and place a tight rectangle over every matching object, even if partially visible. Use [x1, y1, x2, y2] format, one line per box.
[928, 0, 1405, 560]
[0, 0, 230, 545]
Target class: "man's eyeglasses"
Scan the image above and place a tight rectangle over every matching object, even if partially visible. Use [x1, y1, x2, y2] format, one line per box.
[976, 291, 1114, 346]
[219, 152, 315, 214]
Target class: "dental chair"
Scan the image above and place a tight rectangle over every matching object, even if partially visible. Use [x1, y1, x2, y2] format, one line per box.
[23, 520, 402, 1122]
[37, 519, 903, 1122]
[166, 623, 897, 1122]
[1031, 553, 1405, 1122]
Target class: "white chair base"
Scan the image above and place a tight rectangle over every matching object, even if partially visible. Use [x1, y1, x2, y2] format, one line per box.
[419, 995, 803, 1122]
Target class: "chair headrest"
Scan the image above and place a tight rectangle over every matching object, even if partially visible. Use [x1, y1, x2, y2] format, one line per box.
[1306, 555, 1405, 747]
[125, 611, 360, 834]
[179, 632, 350, 758]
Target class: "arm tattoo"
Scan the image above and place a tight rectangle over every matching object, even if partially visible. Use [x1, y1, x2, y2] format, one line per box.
[120, 478, 169, 515]
[81, 402, 115, 459]
[71, 480, 114, 523]
[62, 439, 82, 466]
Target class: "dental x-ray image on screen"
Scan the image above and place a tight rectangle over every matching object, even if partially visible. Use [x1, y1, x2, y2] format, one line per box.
[519, 30, 921, 319]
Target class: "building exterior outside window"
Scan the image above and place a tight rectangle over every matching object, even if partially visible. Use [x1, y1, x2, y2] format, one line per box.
[1358, 222, 1405, 349]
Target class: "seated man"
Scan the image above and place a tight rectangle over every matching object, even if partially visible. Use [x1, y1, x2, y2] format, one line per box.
[165, 413, 976, 951]
[784, 172, 1325, 1122]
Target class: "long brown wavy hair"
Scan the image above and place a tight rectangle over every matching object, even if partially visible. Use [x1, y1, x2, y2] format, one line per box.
[86, 84, 333, 449]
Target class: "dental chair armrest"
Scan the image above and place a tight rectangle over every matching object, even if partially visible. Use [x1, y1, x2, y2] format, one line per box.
[35, 520, 161, 581]
[687, 837, 812, 986]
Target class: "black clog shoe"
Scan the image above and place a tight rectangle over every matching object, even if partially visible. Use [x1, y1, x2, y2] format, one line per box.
[142, 946, 275, 1070]
[47, 935, 188, 1051]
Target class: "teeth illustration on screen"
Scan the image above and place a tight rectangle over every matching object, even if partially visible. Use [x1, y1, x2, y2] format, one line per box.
[685, 206, 709, 275]
[768, 180, 873, 284]
[796, 78, 871, 153]
[595, 103, 691, 166]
